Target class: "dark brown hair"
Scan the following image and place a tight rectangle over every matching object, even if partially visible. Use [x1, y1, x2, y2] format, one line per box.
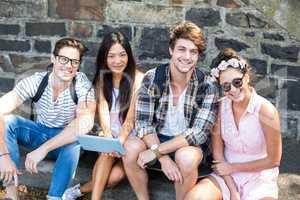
[211, 48, 253, 83]
[93, 31, 136, 122]
[169, 21, 205, 54]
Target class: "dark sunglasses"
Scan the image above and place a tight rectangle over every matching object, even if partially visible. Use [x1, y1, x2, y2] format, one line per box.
[221, 74, 244, 92]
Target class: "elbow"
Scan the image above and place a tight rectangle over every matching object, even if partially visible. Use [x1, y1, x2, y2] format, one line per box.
[268, 158, 281, 168]
[272, 160, 281, 168]
[78, 116, 95, 135]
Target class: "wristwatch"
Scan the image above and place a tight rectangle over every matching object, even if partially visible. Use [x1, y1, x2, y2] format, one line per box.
[150, 144, 162, 158]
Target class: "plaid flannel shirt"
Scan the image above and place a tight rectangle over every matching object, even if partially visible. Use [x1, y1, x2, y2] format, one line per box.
[135, 65, 219, 146]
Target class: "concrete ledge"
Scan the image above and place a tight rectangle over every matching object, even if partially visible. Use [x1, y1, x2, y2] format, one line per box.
[18, 151, 176, 200]
[17, 139, 300, 200]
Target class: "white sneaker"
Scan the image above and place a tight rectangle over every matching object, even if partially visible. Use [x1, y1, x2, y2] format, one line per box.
[62, 184, 83, 200]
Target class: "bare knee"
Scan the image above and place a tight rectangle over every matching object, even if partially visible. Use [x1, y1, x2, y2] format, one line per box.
[175, 146, 202, 176]
[107, 164, 125, 188]
[184, 177, 221, 200]
[122, 137, 146, 164]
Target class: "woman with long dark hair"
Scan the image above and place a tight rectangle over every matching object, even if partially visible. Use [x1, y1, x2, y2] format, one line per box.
[63, 31, 144, 200]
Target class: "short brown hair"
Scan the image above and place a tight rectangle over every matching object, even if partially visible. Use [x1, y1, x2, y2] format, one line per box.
[169, 21, 205, 54]
[53, 38, 88, 59]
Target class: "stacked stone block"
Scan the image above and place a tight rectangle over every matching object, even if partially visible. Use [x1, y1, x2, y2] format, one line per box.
[0, 0, 299, 138]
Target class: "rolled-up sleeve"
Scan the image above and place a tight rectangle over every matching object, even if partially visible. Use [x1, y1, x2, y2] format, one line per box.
[75, 72, 96, 102]
[135, 70, 157, 138]
[184, 81, 219, 146]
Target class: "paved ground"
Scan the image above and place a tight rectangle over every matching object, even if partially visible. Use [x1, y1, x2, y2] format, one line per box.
[0, 138, 299, 199]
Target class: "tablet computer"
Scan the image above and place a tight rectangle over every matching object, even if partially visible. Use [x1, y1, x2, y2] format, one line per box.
[77, 135, 125, 155]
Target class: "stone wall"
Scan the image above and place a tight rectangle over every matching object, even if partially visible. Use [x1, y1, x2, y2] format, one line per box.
[246, 0, 300, 41]
[0, 0, 299, 138]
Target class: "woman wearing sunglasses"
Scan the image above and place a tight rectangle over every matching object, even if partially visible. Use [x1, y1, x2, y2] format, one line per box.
[185, 48, 282, 200]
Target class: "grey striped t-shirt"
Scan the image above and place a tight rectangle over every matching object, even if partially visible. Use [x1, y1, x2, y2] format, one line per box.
[14, 71, 95, 128]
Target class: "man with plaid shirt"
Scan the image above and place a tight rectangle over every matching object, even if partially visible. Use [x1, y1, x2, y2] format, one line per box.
[122, 21, 219, 200]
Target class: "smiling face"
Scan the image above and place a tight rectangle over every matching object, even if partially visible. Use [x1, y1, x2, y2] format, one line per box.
[219, 67, 250, 102]
[106, 43, 128, 74]
[51, 46, 80, 83]
[169, 38, 199, 74]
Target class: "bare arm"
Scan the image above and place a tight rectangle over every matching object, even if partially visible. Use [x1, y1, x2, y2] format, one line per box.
[0, 91, 24, 154]
[212, 112, 239, 194]
[38, 100, 96, 152]
[24, 99, 96, 173]
[0, 114, 8, 154]
[231, 100, 282, 173]
[119, 71, 144, 144]
[98, 90, 112, 137]
[0, 91, 24, 182]
[0, 91, 23, 115]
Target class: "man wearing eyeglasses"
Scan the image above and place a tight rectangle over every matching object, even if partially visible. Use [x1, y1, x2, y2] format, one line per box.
[0, 38, 96, 200]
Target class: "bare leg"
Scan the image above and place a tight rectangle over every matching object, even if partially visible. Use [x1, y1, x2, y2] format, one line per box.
[91, 154, 115, 200]
[174, 146, 202, 200]
[184, 177, 222, 200]
[5, 185, 18, 200]
[106, 160, 126, 188]
[80, 157, 125, 198]
[122, 137, 149, 200]
[80, 153, 102, 193]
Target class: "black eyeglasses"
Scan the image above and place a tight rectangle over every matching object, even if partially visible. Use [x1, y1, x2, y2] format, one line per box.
[55, 55, 81, 68]
[221, 74, 244, 92]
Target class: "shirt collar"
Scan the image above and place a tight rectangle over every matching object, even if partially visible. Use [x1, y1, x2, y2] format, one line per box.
[223, 88, 257, 114]
[245, 88, 257, 114]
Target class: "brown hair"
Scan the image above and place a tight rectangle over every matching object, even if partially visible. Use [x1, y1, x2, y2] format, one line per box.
[53, 37, 88, 59]
[169, 21, 205, 54]
[212, 48, 253, 83]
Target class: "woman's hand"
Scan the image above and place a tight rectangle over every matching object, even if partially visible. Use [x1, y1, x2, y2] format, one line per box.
[230, 190, 240, 200]
[108, 151, 122, 158]
[212, 160, 235, 176]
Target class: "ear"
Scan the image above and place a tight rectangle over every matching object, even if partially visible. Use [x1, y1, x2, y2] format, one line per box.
[244, 73, 250, 84]
[50, 54, 55, 63]
[169, 47, 173, 56]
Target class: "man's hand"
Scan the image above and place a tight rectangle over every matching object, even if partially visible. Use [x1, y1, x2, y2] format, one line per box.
[137, 149, 157, 169]
[0, 155, 19, 184]
[212, 160, 234, 176]
[25, 147, 48, 174]
[159, 156, 183, 184]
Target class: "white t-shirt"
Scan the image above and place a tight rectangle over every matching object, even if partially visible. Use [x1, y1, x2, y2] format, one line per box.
[160, 85, 188, 137]
[14, 71, 95, 128]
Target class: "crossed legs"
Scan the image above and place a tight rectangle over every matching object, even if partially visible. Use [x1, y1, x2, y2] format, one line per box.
[80, 153, 125, 200]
